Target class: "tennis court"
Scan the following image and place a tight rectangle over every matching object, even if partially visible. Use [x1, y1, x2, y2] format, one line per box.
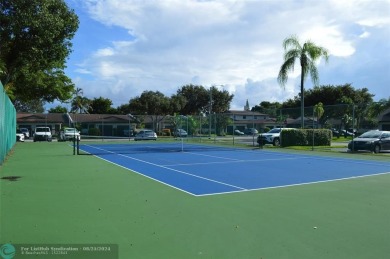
[79, 142, 390, 196]
[2, 142, 390, 258]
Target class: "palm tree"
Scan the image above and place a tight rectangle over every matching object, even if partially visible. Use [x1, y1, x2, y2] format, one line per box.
[314, 102, 324, 128]
[278, 35, 329, 128]
[71, 88, 91, 113]
[71, 96, 91, 113]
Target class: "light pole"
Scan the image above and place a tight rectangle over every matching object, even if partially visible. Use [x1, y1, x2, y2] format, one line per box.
[209, 89, 212, 138]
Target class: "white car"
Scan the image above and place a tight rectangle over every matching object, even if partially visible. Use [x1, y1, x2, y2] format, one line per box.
[244, 128, 258, 135]
[134, 130, 157, 141]
[257, 128, 294, 146]
[20, 128, 30, 138]
[59, 128, 81, 141]
[234, 129, 245, 135]
[174, 129, 188, 137]
[33, 127, 52, 142]
[16, 129, 25, 142]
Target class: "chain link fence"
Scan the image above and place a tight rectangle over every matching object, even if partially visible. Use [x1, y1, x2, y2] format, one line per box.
[75, 102, 385, 150]
[125, 104, 378, 136]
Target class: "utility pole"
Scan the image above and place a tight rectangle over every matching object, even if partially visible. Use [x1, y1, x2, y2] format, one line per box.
[209, 88, 212, 138]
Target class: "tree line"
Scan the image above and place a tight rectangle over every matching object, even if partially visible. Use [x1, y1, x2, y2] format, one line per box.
[50, 84, 234, 116]
[252, 84, 390, 130]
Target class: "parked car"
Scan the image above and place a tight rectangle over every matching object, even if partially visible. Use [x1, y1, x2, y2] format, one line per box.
[348, 130, 390, 153]
[257, 128, 294, 146]
[340, 129, 354, 137]
[16, 129, 25, 142]
[347, 128, 358, 135]
[174, 129, 188, 137]
[331, 128, 340, 137]
[244, 128, 258, 135]
[19, 128, 30, 139]
[59, 128, 81, 141]
[134, 130, 157, 141]
[234, 129, 244, 135]
[33, 127, 52, 142]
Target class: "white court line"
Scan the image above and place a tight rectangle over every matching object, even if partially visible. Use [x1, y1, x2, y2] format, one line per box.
[163, 147, 383, 167]
[162, 157, 302, 167]
[139, 145, 243, 162]
[83, 145, 246, 191]
[182, 151, 242, 161]
[196, 171, 390, 197]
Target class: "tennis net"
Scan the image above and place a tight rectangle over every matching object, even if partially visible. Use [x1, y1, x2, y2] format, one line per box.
[76, 137, 253, 156]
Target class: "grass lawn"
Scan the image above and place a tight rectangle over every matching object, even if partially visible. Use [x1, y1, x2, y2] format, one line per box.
[1, 142, 390, 258]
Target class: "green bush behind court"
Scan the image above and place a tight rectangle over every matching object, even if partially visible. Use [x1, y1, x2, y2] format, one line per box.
[281, 129, 332, 147]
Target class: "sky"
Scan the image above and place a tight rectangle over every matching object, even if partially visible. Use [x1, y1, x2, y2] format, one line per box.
[61, 0, 390, 111]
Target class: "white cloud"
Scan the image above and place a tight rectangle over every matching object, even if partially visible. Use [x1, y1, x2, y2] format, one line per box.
[359, 31, 370, 38]
[301, 25, 356, 57]
[95, 48, 115, 57]
[74, 68, 92, 75]
[66, 0, 390, 109]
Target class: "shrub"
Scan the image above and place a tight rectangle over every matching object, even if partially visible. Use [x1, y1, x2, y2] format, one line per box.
[281, 129, 331, 147]
[306, 129, 331, 146]
[281, 129, 307, 147]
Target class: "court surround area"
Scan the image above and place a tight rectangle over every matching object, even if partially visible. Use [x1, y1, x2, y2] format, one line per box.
[1, 141, 390, 259]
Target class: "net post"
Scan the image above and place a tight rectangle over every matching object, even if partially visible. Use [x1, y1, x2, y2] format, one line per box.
[312, 106, 314, 151]
[73, 137, 76, 155]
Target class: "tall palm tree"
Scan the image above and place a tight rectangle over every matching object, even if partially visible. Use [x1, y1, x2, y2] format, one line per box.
[314, 102, 324, 128]
[71, 96, 91, 114]
[278, 35, 329, 128]
[71, 88, 91, 113]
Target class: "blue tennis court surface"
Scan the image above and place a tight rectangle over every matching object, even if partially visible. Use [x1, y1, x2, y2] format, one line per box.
[79, 142, 390, 196]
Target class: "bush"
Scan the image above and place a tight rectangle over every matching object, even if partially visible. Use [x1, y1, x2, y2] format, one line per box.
[281, 129, 331, 147]
[281, 129, 306, 147]
[306, 129, 332, 146]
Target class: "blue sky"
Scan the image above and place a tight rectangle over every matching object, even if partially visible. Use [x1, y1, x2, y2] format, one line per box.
[62, 0, 390, 110]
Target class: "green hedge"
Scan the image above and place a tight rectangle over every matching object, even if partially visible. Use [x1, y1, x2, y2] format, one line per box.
[281, 129, 332, 147]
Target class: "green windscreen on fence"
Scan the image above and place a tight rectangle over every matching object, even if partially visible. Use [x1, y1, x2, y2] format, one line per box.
[0, 82, 16, 165]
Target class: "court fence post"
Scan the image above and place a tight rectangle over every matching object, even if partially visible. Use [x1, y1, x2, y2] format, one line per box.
[258, 133, 263, 149]
[312, 107, 314, 151]
[73, 136, 76, 155]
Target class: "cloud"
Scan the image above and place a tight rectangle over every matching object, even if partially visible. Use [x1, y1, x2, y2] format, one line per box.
[231, 78, 296, 110]
[64, 0, 390, 109]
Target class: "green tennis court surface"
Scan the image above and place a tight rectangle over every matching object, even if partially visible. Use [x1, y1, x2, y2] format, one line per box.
[1, 142, 390, 258]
